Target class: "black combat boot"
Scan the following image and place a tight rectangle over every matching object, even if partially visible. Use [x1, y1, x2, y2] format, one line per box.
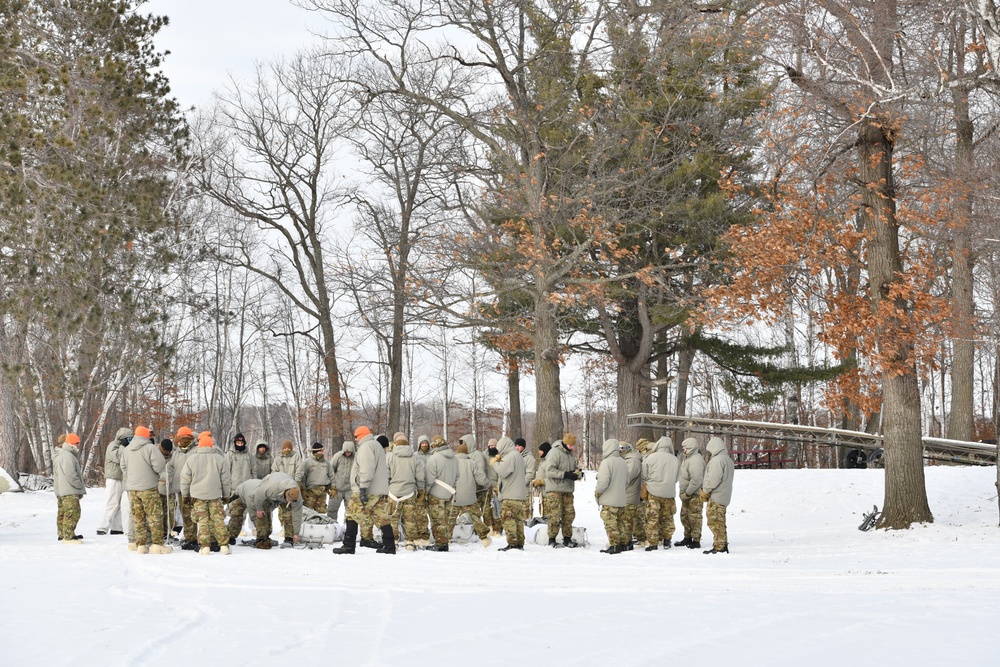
[562, 536, 578, 548]
[376, 525, 396, 554]
[687, 540, 701, 549]
[110, 530, 124, 535]
[360, 536, 380, 549]
[600, 544, 617, 554]
[674, 537, 691, 547]
[547, 537, 559, 548]
[333, 520, 358, 554]
[210, 541, 221, 552]
[181, 540, 198, 551]
[663, 540, 672, 549]
[425, 544, 449, 552]
[703, 545, 729, 554]
[498, 544, 523, 551]
[228, 536, 236, 546]
[645, 544, 658, 551]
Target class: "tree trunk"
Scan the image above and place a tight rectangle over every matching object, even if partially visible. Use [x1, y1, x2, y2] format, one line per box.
[857, 116, 932, 528]
[656, 351, 671, 414]
[0, 370, 19, 478]
[533, 295, 563, 442]
[947, 85, 975, 442]
[617, 362, 653, 443]
[675, 337, 695, 417]
[386, 304, 405, 436]
[507, 359, 523, 440]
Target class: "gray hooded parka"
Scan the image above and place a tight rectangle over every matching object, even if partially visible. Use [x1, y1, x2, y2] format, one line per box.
[702, 437, 735, 506]
[678, 437, 706, 497]
[642, 436, 679, 499]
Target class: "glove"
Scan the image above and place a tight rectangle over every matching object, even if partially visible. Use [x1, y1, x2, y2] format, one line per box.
[490, 455, 502, 464]
[679, 493, 690, 501]
[573, 470, 583, 481]
[700, 490, 711, 503]
[330, 486, 337, 495]
[563, 470, 576, 480]
[640, 484, 648, 502]
[532, 479, 545, 487]
[594, 492, 601, 501]
[360, 488, 369, 504]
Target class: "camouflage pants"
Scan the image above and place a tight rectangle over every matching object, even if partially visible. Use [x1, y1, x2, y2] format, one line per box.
[181, 495, 197, 542]
[634, 500, 647, 541]
[277, 503, 296, 539]
[451, 503, 490, 540]
[346, 494, 391, 533]
[546, 492, 575, 540]
[621, 504, 640, 541]
[192, 498, 228, 547]
[412, 490, 431, 541]
[500, 499, 525, 547]
[427, 496, 451, 546]
[228, 496, 249, 541]
[679, 494, 703, 541]
[303, 486, 328, 514]
[57, 495, 82, 539]
[645, 496, 677, 544]
[477, 489, 500, 533]
[390, 496, 422, 544]
[326, 490, 351, 521]
[254, 504, 273, 540]
[600, 505, 627, 546]
[129, 488, 165, 546]
[706, 500, 728, 550]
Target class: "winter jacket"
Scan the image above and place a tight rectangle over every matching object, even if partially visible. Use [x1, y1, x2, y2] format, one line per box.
[235, 478, 263, 511]
[702, 437, 735, 506]
[595, 439, 627, 508]
[351, 433, 390, 496]
[453, 452, 486, 506]
[226, 448, 254, 489]
[522, 449, 538, 487]
[172, 439, 195, 495]
[491, 436, 527, 501]
[252, 446, 273, 480]
[642, 436, 679, 499]
[425, 446, 459, 500]
[678, 437, 706, 497]
[160, 455, 182, 495]
[544, 440, 578, 493]
[120, 435, 166, 491]
[535, 455, 548, 487]
[254, 472, 303, 533]
[272, 450, 303, 483]
[181, 446, 232, 501]
[413, 446, 428, 492]
[104, 427, 132, 481]
[460, 434, 491, 492]
[302, 454, 333, 488]
[623, 445, 643, 505]
[330, 441, 356, 493]
[387, 444, 417, 500]
[53, 444, 86, 497]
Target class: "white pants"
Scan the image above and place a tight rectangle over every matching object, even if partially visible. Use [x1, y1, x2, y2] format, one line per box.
[97, 478, 125, 532]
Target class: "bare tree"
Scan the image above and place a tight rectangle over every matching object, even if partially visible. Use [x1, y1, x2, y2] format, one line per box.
[196, 52, 350, 445]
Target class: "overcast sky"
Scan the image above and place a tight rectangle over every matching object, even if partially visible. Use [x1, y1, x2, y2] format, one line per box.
[144, 0, 322, 109]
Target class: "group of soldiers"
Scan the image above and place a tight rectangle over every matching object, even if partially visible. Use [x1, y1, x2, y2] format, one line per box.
[50, 423, 734, 556]
[594, 435, 734, 555]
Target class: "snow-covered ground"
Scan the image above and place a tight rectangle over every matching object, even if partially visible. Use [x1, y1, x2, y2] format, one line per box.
[1, 465, 997, 666]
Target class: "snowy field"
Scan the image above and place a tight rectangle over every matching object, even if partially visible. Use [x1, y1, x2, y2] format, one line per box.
[1, 465, 997, 666]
